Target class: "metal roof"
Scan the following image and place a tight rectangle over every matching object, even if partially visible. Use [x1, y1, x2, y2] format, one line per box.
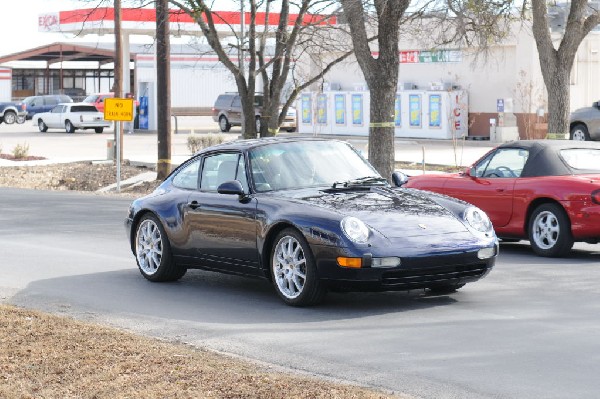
[0, 43, 134, 65]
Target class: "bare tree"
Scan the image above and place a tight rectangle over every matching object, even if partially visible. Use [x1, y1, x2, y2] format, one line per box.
[340, 1, 516, 178]
[530, 0, 600, 137]
[340, 1, 408, 180]
[156, 0, 172, 180]
[170, 0, 353, 138]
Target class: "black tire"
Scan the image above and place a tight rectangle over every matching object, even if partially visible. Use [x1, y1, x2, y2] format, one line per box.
[255, 116, 261, 133]
[95, 127, 104, 134]
[528, 203, 574, 257]
[3, 111, 16, 124]
[428, 284, 465, 295]
[286, 128, 296, 133]
[134, 214, 187, 282]
[38, 119, 48, 133]
[16, 115, 26, 124]
[570, 124, 590, 141]
[65, 120, 75, 133]
[270, 228, 326, 306]
[219, 115, 231, 132]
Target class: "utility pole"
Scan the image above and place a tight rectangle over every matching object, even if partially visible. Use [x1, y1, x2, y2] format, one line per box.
[113, 0, 123, 163]
[156, 0, 172, 180]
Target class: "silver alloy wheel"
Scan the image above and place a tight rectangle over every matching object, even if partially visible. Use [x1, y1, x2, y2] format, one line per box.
[136, 219, 163, 276]
[531, 210, 560, 250]
[38, 120, 46, 132]
[571, 128, 587, 141]
[273, 235, 307, 299]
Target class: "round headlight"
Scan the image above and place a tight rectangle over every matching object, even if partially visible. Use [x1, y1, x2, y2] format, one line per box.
[464, 207, 493, 233]
[341, 216, 370, 243]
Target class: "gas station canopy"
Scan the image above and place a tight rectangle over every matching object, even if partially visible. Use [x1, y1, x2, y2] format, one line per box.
[37, 7, 337, 37]
[0, 43, 128, 65]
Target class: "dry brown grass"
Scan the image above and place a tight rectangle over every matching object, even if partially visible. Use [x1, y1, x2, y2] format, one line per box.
[0, 304, 402, 399]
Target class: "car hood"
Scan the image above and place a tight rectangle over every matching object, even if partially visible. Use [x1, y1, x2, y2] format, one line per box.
[278, 186, 469, 238]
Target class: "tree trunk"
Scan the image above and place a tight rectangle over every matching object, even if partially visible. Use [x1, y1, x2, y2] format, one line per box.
[113, 0, 123, 163]
[545, 69, 570, 138]
[156, 0, 171, 180]
[531, 0, 600, 138]
[368, 84, 396, 180]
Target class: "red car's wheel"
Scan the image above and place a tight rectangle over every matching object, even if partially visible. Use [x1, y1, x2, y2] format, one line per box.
[528, 203, 573, 257]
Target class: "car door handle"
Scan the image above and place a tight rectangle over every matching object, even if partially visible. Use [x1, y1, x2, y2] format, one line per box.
[188, 200, 201, 209]
[496, 188, 505, 192]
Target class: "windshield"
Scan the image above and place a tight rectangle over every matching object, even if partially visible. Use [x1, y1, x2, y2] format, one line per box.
[83, 95, 100, 103]
[249, 140, 380, 192]
[560, 148, 600, 171]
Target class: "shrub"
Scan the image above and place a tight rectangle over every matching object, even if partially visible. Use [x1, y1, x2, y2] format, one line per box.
[187, 134, 226, 154]
[12, 143, 30, 159]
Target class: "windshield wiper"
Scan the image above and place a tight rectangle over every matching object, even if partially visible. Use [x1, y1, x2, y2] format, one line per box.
[331, 176, 388, 189]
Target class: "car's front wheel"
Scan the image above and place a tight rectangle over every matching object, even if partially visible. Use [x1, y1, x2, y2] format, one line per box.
[3, 111, 16, 124]
[95, 127, 104, 134]
[65, 120, 75, 133]
[38, 119, 48, 132]
[528, 203, 573, 257]
[270, 228, 325, 306]
[219, 115, 231, 132]
[135, 214, 187, 282]
[570, 124, 590, 141]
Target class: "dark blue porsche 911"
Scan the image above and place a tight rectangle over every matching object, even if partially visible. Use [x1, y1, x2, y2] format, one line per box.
[125, 137, 498, 306]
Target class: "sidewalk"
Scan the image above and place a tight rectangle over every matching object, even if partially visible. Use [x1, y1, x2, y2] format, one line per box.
[0, 116, 496, 168]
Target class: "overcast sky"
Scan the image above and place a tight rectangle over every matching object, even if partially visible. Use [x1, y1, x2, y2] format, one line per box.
[0, 0, 245, 58]
[0, 0, 85, 57]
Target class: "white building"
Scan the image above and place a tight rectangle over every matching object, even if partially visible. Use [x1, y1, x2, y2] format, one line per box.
[1, 7, 599, 138]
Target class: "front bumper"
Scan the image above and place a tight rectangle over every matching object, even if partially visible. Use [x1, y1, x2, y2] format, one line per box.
[311, 242, 497, 292]
[73, 121, 111, 128]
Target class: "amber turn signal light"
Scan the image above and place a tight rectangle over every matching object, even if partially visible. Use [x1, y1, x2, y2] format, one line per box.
[337, 257, 362, 268]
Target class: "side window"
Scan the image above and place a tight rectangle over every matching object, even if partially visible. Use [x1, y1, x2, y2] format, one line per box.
[200, 153, 242, 192]
[45, 97, 59, 106]
[232, 96, 242, 107]
[172, 159, 201, 190]
[236, 155, 249, 192]
[51, 105, 63, 113]
[215, 95, 234, 108]
[473, 152, 494, 178]
[478, 148, 529, 178]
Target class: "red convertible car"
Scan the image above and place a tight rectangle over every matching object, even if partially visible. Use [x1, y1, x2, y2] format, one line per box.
[404, 140, 600, 257]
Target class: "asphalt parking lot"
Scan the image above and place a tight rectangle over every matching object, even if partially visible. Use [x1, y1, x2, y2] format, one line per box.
[2, 122, 600, 398]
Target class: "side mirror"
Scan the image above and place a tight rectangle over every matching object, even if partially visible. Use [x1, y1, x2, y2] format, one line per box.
[595, 101, 600, 109]
[217, 180, 245, 196]
[392, 171, 409, 187]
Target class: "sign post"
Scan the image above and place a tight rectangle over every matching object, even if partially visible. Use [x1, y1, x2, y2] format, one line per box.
[104, 98, 134, 192]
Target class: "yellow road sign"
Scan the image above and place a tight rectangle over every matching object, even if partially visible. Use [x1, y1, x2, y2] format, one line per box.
[104, 98, 134, 121]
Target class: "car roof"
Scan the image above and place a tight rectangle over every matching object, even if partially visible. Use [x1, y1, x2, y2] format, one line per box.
[497, 140, 600, 176]
[197, 136, 346, 154]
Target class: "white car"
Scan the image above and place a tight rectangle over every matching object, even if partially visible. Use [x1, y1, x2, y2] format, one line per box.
[33, 103, 111, 133]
